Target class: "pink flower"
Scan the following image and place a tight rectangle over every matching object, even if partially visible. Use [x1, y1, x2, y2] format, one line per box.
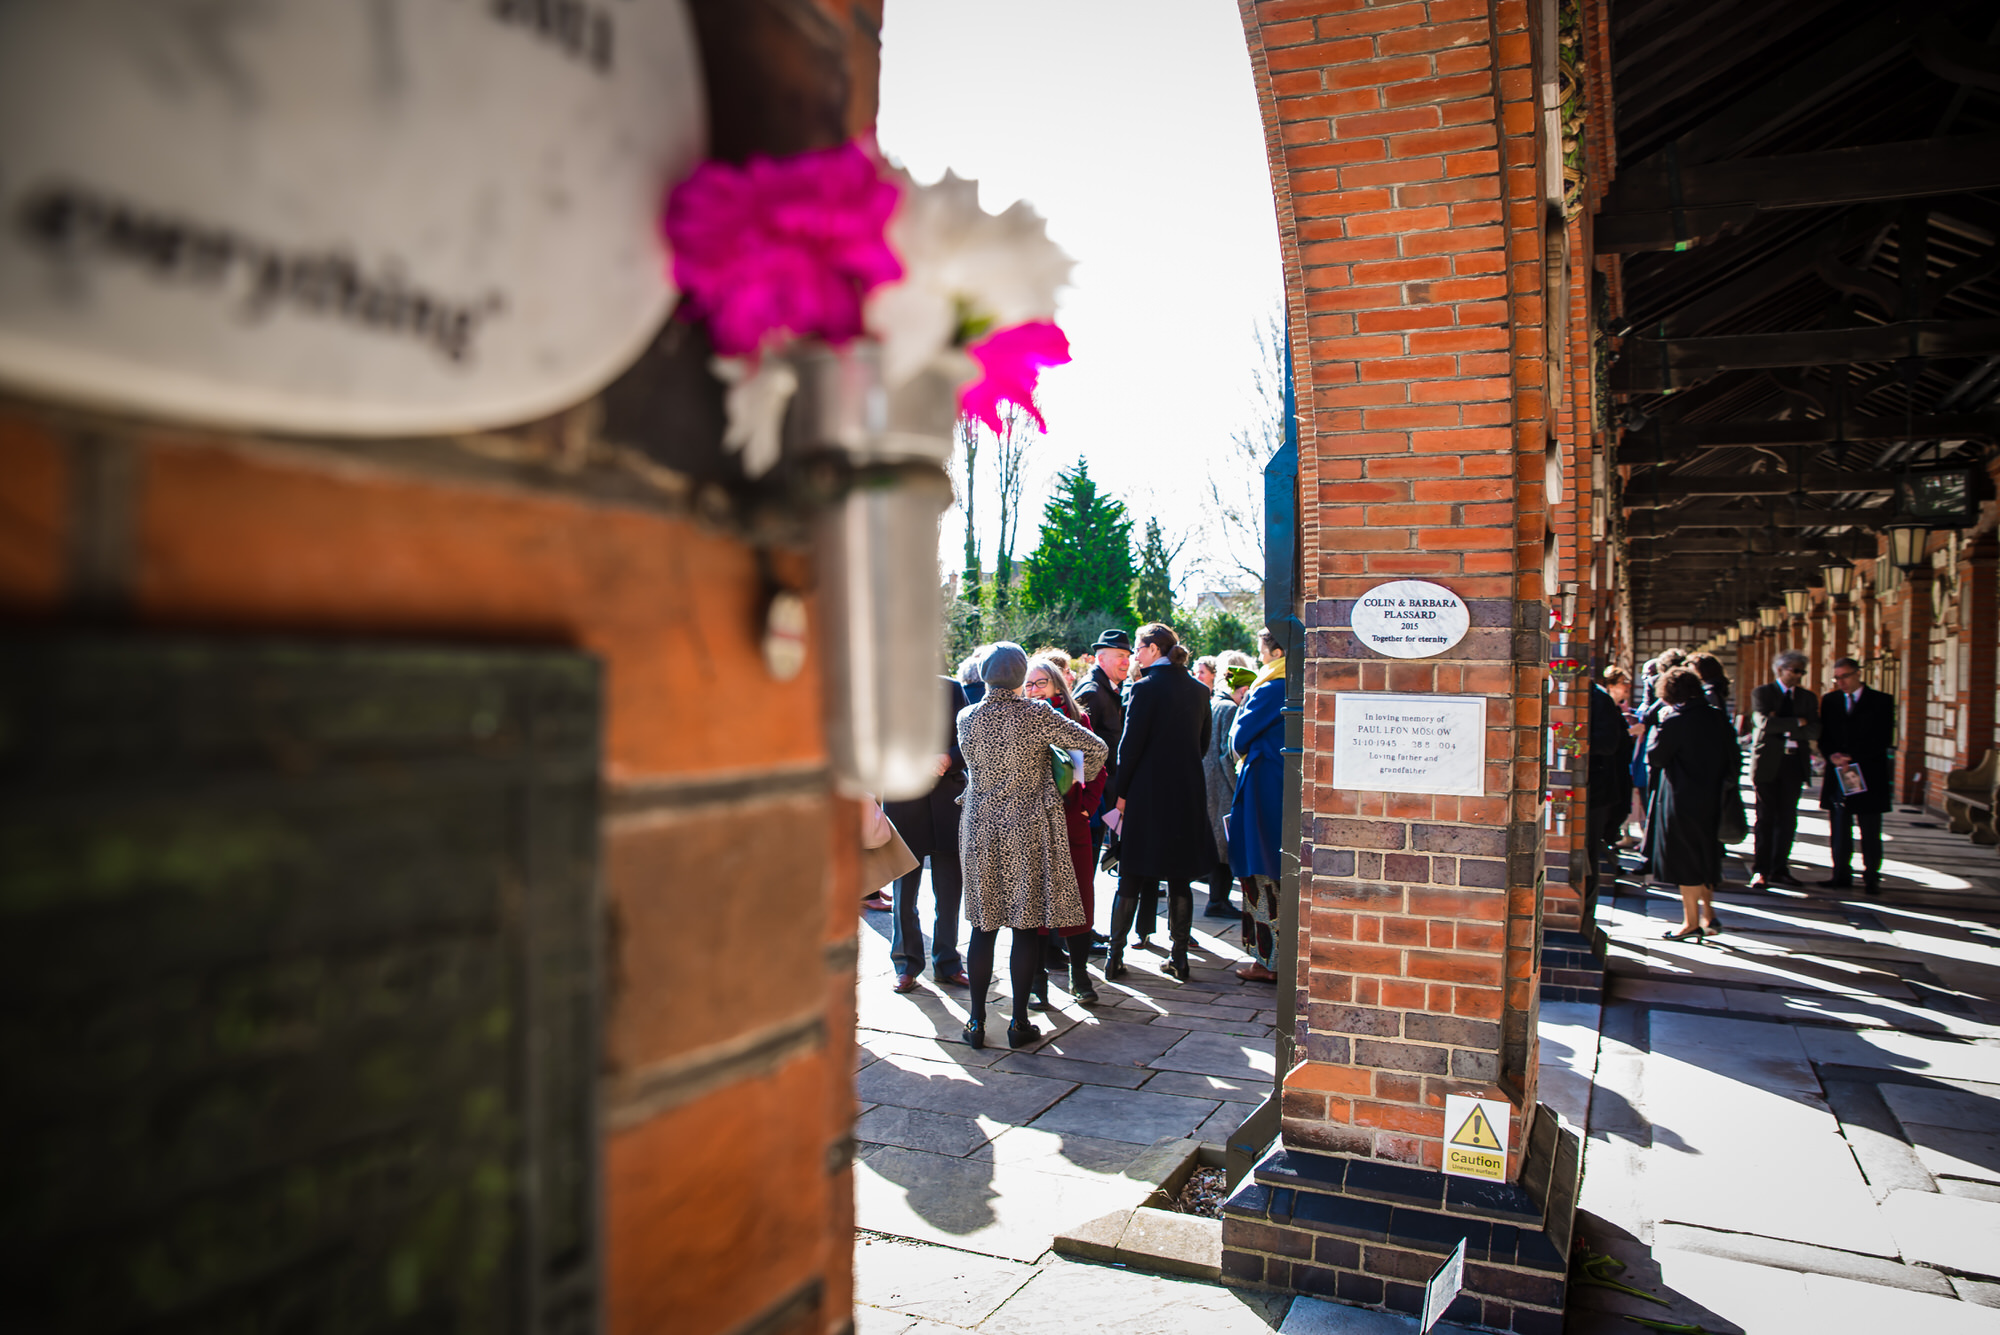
[663, 142, 904, 358]
[960, 320, 1071, 434]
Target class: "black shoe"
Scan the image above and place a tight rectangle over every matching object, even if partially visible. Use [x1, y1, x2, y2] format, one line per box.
[1203, 901, 1236, 919]
[1863, 877, 1881, 894]
[1823, 875, 1854, 888]
[1662, 925, 1704, 942]
[962, 1019, 985, 1049]
[1007, 1020, 1040, 1049]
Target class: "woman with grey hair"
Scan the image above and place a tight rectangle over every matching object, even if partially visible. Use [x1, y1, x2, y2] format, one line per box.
[957, 642, 1109, 1048]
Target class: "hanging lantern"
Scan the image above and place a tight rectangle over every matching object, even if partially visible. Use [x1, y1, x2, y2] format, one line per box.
[1738, 616, 1757, 638]
[1822, 562, 1854, 598]
[1760, 605, 1781, 630]
[1784, 587, 1810, 618]
[1887, 523, 1928, 572]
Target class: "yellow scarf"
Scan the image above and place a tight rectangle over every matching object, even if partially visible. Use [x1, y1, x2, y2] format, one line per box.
[1249, 653, 1286, 691]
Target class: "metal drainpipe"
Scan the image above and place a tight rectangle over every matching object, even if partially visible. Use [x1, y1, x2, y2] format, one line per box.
[1227, 322, 1304, 1186]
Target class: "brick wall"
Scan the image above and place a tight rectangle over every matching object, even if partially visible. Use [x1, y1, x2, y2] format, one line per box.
[1240, 0, 1558, 1177]
[0, 2, 885, 1330]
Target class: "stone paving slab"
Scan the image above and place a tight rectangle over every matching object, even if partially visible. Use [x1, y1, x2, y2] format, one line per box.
[854, 1235, 1037, 1328]
[860, 1025, 1009, 1069]
[1032, 1015, 1184, 1065]
[854, 1148, 1150, 1263]
[1882, 1081, 2000, 1132]
[857, 1105, 1006, 1158]
[1645, 1014, 1898, 1257]
[1141, 1068, 1268, 1104]
[967, 1126, 1148, 1180]
[1907, 1125, 2000, 1185]
[992, 1049, 1155, 1089]
[1280, 1297, 1479, 1333]
[976, 1253, 1289, 1334]
[1147, 1029, 1278, 1081]
[1799, 1028, 2000, 1084]
[1027, 1082, 1219, 1146]
[857, 1053, 1076, 1124]
[1883, 1188, 2000, 1279]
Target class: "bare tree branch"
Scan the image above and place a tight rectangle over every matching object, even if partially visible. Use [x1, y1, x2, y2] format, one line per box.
[1195, 305, 1286, 595]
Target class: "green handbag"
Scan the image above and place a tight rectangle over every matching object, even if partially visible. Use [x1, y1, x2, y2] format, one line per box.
[1049, 743, 1075, 793]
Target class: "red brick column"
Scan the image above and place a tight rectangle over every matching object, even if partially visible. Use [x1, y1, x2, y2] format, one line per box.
[1955, 534, 1997, 770]
[1225, 3, 1580, 1329]
[1894, 566, 1933, 804]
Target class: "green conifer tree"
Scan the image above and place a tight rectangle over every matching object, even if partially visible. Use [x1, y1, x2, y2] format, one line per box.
[1019, 459, 1135, 624]
[1133, 518, 1174, 625]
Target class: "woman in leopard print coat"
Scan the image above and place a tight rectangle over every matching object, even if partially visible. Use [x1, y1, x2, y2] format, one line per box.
[957, 643, 1108, 1048]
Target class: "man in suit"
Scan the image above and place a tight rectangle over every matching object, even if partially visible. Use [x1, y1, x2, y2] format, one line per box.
[1818, 656, 1895, 893]
[1073, 629, 1132, 953]
[884, 675, 972, 991]
[1747, 650, 1819, 890]
[1584, 671, 1631, 921]
[1074, 629, 1132, 862]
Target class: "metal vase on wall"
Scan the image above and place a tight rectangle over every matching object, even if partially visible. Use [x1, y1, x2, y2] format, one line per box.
[787, 340, 957, 800]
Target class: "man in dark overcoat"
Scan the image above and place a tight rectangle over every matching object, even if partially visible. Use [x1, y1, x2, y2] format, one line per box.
[1074, 629, 1131, 950]
[1818, 656, 1894, 893]
[1106, 627, 1213, 982]
[884, 675, 972, 991]
[1747, 650, 1819, 889]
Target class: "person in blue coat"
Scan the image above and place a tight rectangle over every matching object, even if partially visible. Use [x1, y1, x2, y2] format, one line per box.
[1227, 628, 1286, 982]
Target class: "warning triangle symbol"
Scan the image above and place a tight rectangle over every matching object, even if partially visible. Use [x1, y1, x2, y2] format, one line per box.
[1450, 1105, 1503, 1150]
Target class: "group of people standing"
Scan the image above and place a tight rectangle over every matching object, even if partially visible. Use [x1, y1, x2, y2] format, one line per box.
[880, 621, 1289, 1050]
[1588, 646, 1895, 944]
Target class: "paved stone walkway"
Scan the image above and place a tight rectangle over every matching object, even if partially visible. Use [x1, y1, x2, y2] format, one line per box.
[850, 863, 1567, 1333]
[1570, 794, 2000, 1334]
[852, 792, 2000, 1333]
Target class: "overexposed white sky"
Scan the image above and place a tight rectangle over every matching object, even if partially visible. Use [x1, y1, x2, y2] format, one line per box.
[877, 0, 1283, 598]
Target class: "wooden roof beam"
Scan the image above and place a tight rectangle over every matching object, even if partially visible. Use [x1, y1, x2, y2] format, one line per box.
[1610, 319, 2000, 393]
[1622, 412, 2000, 448]
[1621, 471, 1897, 498]
[1597, 132, 2000, 253]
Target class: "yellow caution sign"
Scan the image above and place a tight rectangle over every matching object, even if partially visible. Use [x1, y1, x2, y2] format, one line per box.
[1443, 1095, 1510, 1182]
[1451, 1104, 1502, 1150]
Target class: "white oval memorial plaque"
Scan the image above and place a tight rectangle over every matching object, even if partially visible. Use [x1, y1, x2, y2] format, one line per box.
[0, 0, 705, 435]
[1351, 580, 1470, 658]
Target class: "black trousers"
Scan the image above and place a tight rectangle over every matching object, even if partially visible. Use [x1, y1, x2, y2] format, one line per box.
[1828, 805, 1884, 881]
[1752, 777, 1804, 878]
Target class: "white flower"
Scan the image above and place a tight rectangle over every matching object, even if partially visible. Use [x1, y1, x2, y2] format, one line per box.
[711, 355, 799, 479]
[865, 168, 1074, 388]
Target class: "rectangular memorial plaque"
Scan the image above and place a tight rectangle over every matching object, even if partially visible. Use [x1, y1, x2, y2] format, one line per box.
[1332, 692, 1485, 797]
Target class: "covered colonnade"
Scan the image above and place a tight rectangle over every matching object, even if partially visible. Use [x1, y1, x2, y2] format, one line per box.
[1217, 0, 2000, 1328]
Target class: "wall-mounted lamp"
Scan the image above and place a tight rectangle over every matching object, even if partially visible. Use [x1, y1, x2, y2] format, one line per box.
[1822, 562, 1854, 598]
[1784, 587, 1811, 619]
[1760, 605, 1782, 630]
[1887, 523, 1929, 573]
[1738, 616, 1758, 638]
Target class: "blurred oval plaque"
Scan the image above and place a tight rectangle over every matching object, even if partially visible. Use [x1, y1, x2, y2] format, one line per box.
[1352, 579, 1470, 659]
[0, 1, 704, 434]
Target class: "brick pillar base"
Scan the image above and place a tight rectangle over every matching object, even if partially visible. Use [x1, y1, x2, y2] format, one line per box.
[1538, 924, 1606, 1004]
[1221, 1106, 1581, 1335]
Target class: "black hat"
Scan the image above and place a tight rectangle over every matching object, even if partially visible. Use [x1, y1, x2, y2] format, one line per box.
[1091, 629, 1132, 652]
